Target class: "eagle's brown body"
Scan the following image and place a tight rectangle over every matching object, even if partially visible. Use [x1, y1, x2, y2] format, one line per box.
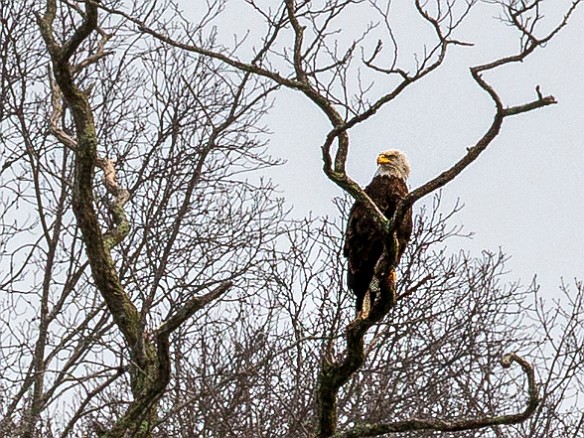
[344, 173, 413, 313]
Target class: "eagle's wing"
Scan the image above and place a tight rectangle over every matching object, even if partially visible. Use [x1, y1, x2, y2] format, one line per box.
[344, 175, 412, 311]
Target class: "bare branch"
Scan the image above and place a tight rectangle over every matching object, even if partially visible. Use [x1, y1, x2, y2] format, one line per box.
[157, 282, 232, 338]
[334, 353, 538, 437]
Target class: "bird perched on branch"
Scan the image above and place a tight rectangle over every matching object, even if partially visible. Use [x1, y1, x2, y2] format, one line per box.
[344, 149, 413, 316]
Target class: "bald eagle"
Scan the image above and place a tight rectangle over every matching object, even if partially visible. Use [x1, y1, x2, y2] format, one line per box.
[344, 149, 413, 315]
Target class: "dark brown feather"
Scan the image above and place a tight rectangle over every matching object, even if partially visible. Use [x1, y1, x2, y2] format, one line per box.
[344, 175, 413, 312]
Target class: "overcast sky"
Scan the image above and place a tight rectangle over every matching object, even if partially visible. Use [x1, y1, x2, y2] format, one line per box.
[248, 1, 584, 297]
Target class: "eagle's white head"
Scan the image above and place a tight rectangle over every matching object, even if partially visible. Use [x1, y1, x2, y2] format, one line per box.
[376, 149, 410, 180]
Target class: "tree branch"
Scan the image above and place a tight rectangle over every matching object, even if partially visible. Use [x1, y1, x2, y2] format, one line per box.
[334, 353, 538, 437]
[317, 250, 397, 437]
[38, 0, 141, 350]
[157, 282, 232, 338]
[61, 0, 99, 60]
[95, 2, 302, 90]
[107, 283, 232, 437]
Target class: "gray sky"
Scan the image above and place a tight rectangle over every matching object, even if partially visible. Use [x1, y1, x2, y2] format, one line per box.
[256, 1, 584, 297]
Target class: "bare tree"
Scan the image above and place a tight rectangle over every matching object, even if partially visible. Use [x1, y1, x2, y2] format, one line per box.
[2, 1, 283, 436]
[147, 196, 584, 438]
[1, 0, 583, 437]
[103, 0, 582, 435]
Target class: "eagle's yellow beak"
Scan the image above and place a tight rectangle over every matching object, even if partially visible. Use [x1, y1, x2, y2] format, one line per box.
[377, 154, 392, 165]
